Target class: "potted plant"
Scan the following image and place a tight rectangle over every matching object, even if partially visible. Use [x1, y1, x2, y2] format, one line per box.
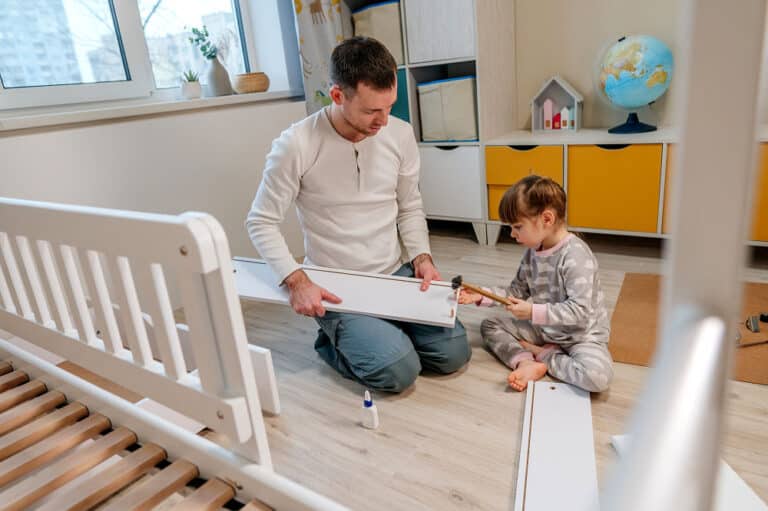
[180, 70, 201, 100]
[189, 26, 233, 97]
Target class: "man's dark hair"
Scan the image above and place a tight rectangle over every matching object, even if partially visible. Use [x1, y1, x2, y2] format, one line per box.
[330, 36, 396, 93]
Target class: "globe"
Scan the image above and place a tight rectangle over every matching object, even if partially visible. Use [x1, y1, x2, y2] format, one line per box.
[597, 35, 674, 133]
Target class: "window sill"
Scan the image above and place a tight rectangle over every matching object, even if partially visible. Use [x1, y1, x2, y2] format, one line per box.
[0, 89, 304, 132]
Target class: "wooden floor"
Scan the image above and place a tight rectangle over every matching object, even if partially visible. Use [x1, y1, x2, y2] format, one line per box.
[242, 223, 768, 511]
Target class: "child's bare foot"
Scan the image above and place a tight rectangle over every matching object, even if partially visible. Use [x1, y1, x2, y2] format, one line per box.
[507, 360, 547, 391]
[519, 339, 544, 356]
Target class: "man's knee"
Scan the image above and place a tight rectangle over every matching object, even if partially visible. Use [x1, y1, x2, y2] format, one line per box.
[428, 329, 471, 374]
[362, 350, 421, 393]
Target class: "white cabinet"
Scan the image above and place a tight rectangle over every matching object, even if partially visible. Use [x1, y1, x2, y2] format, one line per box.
[418, 146, 483, 219]
[404, 0, 476, 63]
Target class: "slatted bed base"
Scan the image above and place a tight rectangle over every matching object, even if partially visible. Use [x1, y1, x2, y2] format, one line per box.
[0, 358, 274, 511]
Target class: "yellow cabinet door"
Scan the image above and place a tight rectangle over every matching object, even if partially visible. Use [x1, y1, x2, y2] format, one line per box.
[485, 145, 563, 220]
[567, 144, 662, 233]
[751, 144, 768, 241]
[662, 144, 675, 234]
[663, 143, 768, 241]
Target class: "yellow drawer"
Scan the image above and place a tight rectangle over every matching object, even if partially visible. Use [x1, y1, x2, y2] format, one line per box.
[485, 145, 563, 185]
[751, 144, 768, 241]
[663, 144, 768, 241]
[662, 144, 675, 234]
[486, 145, 563, 220]
[487, 185, 508, 221]
[567, 144, 662, 233]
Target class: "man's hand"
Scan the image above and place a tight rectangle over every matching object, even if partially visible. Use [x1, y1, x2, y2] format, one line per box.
[505, 296, 533, 320]
[283, 269, 342, 317]
[412, 253, 440, 291]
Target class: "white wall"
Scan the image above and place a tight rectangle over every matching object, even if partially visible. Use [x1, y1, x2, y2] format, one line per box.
[0, 99, 307, 260]
[514, 0, 681, 129]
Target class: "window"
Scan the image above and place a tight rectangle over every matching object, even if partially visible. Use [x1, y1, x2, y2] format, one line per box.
[0, 0, 152, 110]
[139, 0, 247, 89]
[0, 0, 301, 111]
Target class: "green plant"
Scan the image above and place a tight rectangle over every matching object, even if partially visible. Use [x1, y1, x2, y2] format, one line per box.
[189, 26, 217, 60]
[182, 70, 199, 82]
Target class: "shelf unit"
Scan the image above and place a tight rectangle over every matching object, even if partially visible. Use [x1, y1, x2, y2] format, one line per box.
[348, 0, 517, 244]
[484, 128, 768, 247]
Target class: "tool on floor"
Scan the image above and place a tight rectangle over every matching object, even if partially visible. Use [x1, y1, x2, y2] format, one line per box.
[451, 275, 513, 306]
[738, 339, 768, 348]
[745, 315, 760, 333]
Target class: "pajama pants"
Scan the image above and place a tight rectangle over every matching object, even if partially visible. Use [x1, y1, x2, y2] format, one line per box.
[480, 316, 613, 393]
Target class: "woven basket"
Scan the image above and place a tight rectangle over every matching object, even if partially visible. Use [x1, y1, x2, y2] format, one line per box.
[233, 72, 270, 94]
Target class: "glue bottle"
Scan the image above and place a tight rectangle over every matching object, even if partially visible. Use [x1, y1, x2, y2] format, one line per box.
[361, 390, 379, 429]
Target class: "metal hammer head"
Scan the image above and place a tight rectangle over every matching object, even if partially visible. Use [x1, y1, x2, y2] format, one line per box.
[451, 275, 463, 290]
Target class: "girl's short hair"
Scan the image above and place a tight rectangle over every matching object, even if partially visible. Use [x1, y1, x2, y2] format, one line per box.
[498, 175, 567, 224]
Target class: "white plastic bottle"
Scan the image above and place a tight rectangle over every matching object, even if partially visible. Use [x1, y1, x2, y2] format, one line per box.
[361, 390, 379, 429]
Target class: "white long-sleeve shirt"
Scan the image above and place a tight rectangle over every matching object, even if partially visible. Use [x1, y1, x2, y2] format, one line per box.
[246, 107, 431, 282]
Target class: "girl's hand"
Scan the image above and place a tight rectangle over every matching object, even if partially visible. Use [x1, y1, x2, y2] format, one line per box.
[505, 296, 532, 320]
[458, 289, 482, 305]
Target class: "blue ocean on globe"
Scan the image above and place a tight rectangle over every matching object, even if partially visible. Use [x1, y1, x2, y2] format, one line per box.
[598, 35, 674, 110]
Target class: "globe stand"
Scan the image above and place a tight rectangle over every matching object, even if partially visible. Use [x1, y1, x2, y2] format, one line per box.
[608, 112, 657, 134]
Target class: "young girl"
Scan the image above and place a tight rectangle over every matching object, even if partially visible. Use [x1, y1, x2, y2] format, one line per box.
[459, 175, 613, 392]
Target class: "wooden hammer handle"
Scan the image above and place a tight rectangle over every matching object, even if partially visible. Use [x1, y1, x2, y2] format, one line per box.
[460, 282, 513, 306]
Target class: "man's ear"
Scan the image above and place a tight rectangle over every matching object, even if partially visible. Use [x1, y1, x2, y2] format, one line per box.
[329, 84, 345, 105]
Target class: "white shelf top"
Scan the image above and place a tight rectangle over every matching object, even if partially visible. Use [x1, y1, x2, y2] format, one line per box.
[486, 127, 678, 146]
[487, 126, 768, 146]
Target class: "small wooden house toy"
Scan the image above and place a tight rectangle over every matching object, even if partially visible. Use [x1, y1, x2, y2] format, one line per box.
[531, 75, 583, 132]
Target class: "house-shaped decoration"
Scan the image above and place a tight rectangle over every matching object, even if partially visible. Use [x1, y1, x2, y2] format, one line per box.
[531, 75, 583, 132]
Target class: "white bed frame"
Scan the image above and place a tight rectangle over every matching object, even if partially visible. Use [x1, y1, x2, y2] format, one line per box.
[0, 197, 347, 510]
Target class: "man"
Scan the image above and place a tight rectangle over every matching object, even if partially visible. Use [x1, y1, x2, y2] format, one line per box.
[246, 37, 470, 392]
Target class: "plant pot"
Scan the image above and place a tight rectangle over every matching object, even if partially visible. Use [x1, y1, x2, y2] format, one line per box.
[233, 72, 270, 94]
[180, 81, 202, 100]
[204, 57, 234, 97]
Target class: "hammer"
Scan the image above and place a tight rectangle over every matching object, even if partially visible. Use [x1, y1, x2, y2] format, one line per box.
[451, 275, 513, 306]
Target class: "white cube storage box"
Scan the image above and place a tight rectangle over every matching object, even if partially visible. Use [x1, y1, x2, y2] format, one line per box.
[352, 1, 404, 66]
[417, 76, 478, 142]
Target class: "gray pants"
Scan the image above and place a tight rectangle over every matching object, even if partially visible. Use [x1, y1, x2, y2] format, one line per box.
[480, 317, 613, 393]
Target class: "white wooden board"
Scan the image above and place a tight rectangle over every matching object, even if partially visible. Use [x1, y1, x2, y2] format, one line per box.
[611, 435, 767, 511]
[514, 381, 598, 511]
[232, 258, 458, 328]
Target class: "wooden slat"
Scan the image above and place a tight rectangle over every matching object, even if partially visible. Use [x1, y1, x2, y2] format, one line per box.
[0, 379, 46, 413]
[81, 249, 123, 354]
[100, 459, 199, 511]
[0, 370, 28, 393]
[113, 255, 154, 366]
[37, 443, 166, 511]
[36, 240, 76, 335]
[0, 232, 34, 320]
[0, 361, 12, 376]
[0, 413, 110, 487]
[0, 390, 65, 435]
[16, 235, 54, 328]
[241, 499, 274, 511]
[0, 402, 88, 461]
[169, 478, 235, 511]
[0, 426, 136, 511]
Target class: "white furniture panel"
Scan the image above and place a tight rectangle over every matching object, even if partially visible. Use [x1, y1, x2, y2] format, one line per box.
[404, 0, 476, 63]
[418, 145, 483, 219]
[233, 258, 458, 328]
[514, 381, 598, 511]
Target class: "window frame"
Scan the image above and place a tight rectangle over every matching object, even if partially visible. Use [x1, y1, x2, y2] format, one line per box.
[0, 0, 154, 111]
[0, 0, 302, 113]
